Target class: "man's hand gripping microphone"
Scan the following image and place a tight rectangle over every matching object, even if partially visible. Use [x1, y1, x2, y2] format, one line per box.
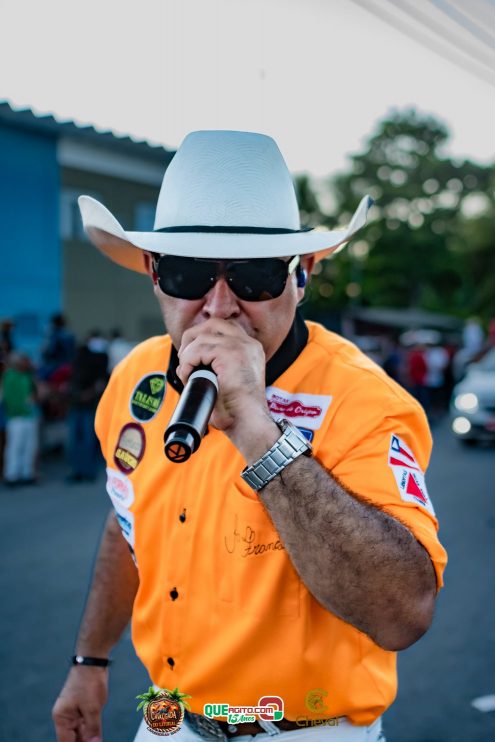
[164, 367, 218, 463]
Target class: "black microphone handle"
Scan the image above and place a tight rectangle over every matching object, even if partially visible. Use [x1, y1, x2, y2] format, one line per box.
[164, 369, 218, 463]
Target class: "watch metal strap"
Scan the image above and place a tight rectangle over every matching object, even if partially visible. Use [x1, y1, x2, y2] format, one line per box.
[241, 420, 311, 491]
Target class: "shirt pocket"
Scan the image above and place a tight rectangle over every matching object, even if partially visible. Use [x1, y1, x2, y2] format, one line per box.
[218, 479, 301, 618]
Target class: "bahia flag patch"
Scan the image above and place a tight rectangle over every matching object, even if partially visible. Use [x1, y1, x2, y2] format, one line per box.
[388, 434, 435, 516]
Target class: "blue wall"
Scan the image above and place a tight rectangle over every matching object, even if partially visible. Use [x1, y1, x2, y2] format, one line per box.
[0, 124, 60, 359]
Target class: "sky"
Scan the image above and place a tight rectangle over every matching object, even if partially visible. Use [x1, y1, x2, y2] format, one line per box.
[1, 0, 494, 177]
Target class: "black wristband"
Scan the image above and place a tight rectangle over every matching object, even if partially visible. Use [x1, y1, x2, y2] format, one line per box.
[71, 655, 111, 667]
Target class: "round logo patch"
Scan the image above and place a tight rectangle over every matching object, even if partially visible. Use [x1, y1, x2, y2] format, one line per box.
[130, 373, 167, 422]
[114, 423, 146, 473]
[136, 687, 190, 737]
[106, 467, 135, 507]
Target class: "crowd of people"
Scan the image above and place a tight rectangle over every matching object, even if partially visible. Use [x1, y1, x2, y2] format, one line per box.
[0, 315, 135, 486]
[0, 312, 492, 488]
[384, 318, 493, 423]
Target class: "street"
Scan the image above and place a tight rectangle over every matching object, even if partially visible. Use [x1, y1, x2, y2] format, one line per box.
[1, 418, 494, 742]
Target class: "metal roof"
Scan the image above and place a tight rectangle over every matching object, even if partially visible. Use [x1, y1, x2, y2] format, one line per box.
[347, 306, 462, 330]
[0, 99, 174, 164]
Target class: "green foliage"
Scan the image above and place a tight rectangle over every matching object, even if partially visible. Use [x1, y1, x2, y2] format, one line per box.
[136, 685, 162, 711]
[168, 687, 192, 710]
[453, 198, 495, 319]
[300, 108, 495, 322]
[294, 174, 324, 226]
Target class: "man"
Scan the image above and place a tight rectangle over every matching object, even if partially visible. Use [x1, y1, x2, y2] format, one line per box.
[53, 131, 447, 742]
[2, 352, 39, 486]
[67, 330, 109, 482]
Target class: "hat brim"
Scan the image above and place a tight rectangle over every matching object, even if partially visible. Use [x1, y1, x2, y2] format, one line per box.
[79, 194, 373, 274]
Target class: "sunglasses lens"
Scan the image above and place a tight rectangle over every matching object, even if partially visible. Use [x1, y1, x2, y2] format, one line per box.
[156, 256, 216, 299]
[155, 256, 293, 301]
[228, 259, 288, 301]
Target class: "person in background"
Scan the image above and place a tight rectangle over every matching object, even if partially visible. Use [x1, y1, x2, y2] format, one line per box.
[67, 331, 109, 483]
[1, 352, 39, 486]
[382, 338, 402, 383]
[406, 341, 428, 409]
[39, 313, 76, 381]
[453, 317, 485, 381]
[108, 328, 136, 371]
[0, 318, 14, 365]
[424, 341, 449, 422]
[489, 319, 495, 348]
[0, 319, 14, 477]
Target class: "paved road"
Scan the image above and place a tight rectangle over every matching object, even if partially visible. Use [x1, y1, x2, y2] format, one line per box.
[1, 419, 494, 741]
[384, 419, 495, 742]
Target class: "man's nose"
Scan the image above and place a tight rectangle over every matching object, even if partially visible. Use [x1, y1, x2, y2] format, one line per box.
[201, 277, 241, 319]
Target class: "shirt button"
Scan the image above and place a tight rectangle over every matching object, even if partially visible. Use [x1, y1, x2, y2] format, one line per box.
[167, 657, 175, 668]
[170, 588, 179, 601]
[179, 509, 186, 523]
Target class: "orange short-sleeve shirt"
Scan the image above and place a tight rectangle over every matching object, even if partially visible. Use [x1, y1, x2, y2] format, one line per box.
[95, 320, 447, 726]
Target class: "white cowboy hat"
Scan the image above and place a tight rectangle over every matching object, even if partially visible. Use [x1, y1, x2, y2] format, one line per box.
[79, 130, 372, 274]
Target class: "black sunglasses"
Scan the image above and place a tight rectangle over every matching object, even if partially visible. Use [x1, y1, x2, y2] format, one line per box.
[153, 255, 300, 302]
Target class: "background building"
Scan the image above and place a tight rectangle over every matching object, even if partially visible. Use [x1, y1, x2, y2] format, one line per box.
[0, 100, 174, 358]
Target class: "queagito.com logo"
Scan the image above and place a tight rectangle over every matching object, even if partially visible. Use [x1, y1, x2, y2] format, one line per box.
[204, 696, 284, 724]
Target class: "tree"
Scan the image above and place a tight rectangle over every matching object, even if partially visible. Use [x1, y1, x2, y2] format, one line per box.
[454, 191, 495, 320]
[301, 109, 494, 321]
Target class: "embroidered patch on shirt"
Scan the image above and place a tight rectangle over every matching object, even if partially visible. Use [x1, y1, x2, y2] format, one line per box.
[113, 501, 135, 548]
[265, 387, 332, 430]
[129, 373, 166, 422]
[296, 427, 314, 443]
[388, 434, 435, 515]
[114, 423, 146, 473]
[106, 467, 135, 508]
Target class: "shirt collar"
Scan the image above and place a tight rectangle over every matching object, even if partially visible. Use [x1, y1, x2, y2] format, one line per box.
[166, 309, 309, 394]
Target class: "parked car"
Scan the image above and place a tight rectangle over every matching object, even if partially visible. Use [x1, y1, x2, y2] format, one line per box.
[450, 348, 495, 444]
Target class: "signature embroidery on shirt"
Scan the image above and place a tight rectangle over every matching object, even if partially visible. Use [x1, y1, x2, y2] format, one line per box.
[224, 515, 284, 557]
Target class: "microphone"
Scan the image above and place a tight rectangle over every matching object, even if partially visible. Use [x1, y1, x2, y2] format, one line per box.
[164, 367, 218, 463]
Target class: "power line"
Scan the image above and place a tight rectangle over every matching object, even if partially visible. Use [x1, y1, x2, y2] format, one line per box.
[443, 0, 495, 41]
[386, 0, 495, 72]
[349, 0, 495, 87]
[428, 0, 495, 50]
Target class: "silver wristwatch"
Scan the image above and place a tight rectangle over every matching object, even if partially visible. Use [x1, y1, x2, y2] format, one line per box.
[241, 418, 312, 491]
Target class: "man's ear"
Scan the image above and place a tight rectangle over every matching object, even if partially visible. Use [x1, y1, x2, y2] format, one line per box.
[301, 255, 316, 278]
[296, 255, 315, 301]
[143, 252, 158, 285]
[297, 266, 307, 288]
[298, 255, 316, 288]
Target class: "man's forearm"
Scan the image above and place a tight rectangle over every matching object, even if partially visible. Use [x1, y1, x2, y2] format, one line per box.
[259, 454, 437, 651]
[76, 511, 139, 656]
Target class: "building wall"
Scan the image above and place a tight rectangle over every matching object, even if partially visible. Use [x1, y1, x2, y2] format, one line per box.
[61, 167, 165, 343]
[0, 124, 60, 358]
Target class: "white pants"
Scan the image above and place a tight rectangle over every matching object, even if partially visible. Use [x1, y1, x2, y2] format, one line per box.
[3, 416, 38, 481]
[134, 715, 384, 742]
